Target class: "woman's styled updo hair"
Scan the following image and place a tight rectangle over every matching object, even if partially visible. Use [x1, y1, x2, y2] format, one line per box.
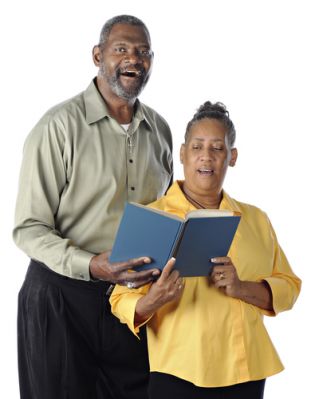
[184, 101, 236, 147]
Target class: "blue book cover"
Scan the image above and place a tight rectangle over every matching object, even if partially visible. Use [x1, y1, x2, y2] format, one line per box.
[109, 203, 184, 269]
[109, 203, 241, 277]
[174, 216, 240, 276]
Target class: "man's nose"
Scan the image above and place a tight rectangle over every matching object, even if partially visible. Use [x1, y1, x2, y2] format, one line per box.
[124, 49, 142, 64]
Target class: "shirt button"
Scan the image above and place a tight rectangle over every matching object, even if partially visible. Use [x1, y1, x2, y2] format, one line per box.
[131, 187, 135, 191]
[129, 159, 133, 163]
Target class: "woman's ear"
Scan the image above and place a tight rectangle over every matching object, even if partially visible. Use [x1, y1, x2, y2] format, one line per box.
[229, 148, 238, 167]
[180, 144, 185, 164]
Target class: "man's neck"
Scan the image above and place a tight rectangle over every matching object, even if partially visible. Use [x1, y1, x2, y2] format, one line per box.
[95, 76, 136, 124]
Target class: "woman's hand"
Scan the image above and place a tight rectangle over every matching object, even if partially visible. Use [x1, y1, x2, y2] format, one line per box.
[210, 257, 242, 298]
[135, 258, 184, 324]
[210, 256, 273, 311]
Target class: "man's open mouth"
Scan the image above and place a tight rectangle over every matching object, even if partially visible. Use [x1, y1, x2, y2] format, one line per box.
[120, 70, 142, 78]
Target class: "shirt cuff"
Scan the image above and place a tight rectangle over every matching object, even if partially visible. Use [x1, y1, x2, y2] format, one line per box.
[70, 249, 95, 281]
[263, 276, 296, 315]
[110, 289, 152, 338]
[122, 292, 148, 337]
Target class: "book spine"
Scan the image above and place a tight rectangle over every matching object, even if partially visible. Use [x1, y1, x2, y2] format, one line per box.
[170, 222, 186, 259]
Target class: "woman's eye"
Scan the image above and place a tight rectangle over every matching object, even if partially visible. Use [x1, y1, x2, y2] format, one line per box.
[213, 147, 223, 151]
[116, 47, 126, 53]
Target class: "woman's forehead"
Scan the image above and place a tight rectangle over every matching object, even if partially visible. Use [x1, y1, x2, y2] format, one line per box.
[188, 119, 227, 140]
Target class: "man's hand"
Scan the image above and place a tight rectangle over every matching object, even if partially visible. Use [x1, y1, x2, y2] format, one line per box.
[89, 250, 160, 288]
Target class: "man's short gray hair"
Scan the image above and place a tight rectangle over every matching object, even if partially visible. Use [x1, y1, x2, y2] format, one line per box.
[98, 15, 151, 49]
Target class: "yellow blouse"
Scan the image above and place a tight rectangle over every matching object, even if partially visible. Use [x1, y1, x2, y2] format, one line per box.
[110, 181, 301, 388]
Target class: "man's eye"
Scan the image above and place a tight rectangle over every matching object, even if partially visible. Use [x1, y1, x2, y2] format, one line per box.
[192, 146, 200, 150]
[116, 47, 127, 53]
[213, 147, 223, 151]
[139, 49, 151, 56]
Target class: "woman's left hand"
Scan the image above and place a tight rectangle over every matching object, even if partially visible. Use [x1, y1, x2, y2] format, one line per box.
[210, 257, 242, 298]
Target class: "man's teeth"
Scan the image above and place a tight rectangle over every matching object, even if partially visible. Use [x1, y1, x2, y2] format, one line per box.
[122, 70, 140, 77]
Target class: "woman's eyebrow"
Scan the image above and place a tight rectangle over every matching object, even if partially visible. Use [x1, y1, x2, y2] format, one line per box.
[192, 137, 224, 142]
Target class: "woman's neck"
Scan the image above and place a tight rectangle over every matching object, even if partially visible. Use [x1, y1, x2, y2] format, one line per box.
[181, 183, 222, 209]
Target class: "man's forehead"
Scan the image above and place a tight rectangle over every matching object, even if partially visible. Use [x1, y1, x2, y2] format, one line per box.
[108, 23, 150, 44]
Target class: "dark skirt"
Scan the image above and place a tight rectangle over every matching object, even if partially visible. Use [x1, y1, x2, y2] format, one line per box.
[149, 372, 265, 399]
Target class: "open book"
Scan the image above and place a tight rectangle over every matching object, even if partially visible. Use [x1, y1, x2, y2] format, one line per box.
[110, 202, 241, 277]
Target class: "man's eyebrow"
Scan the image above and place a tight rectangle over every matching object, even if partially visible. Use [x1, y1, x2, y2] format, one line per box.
[113, 41, 128, 46]
[113, 40, 150, 47]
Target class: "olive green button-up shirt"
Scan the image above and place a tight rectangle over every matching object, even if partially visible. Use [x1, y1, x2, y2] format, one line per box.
[13, 80, 173, 280]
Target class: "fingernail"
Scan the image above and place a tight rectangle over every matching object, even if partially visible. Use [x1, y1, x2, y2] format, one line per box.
[144, 257, 151, 263]
[152, 270, 160, 276]
[211, 258, 217, 263]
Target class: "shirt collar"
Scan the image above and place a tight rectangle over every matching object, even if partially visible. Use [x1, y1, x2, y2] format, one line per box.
[84, 79, 110, 124]
[219, 191, 241, 213]
[164, 181, 241, 215]
[83, 78, 152, 129]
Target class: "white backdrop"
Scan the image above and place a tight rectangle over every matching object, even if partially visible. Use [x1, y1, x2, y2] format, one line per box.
[1, 0, 318, 397]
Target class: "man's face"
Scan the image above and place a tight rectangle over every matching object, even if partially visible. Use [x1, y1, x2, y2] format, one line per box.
[96, 23, 153, 101]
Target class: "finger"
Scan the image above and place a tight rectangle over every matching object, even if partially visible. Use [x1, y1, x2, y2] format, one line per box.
[211, 272, 225, 284]
[214, 276, 231, 289]
[112, 256, 152, 272]
[174, 278, 184, 299]
[212, 265, 233, 275]
[175, 277, 184, 290]
[119, 269, 160, 284]
[159, 258, 176, 281]
[169, 270, 180, 284]
[125, 276, 155, 289]
[211, 257, 232, 265]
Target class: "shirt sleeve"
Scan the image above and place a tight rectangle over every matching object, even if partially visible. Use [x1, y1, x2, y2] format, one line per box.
[110, 283, 152, 337]
[262, 219, 301, 316]
[13, 114, 94, 280]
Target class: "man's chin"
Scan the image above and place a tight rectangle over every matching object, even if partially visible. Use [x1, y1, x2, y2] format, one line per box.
[115, 84, 144, 101]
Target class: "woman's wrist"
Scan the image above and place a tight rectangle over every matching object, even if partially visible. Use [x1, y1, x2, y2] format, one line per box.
[235, 281, 273, 311]
[135, 295, 157, 325]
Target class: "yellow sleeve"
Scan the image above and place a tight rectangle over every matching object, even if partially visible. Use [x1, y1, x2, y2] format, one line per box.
[110, 283, 152, 337]
[263, 221, 301, 315]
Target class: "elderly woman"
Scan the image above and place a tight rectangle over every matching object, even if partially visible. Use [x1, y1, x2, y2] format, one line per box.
[110, 102, 301, 399]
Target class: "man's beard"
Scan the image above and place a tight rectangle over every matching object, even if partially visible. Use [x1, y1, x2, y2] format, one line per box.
[101, 62, 149, 101]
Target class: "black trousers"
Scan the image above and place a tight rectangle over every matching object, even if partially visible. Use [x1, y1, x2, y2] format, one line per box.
[18, 260, 149, 399]
[148, 372, 265, 399]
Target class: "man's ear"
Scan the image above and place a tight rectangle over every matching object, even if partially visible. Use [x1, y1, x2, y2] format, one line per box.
[180, 144, 185, 164]
[92, 45, 101, 67]
[229, 148, 238, 167]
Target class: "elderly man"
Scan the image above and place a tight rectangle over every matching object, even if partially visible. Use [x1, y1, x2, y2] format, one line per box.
[14, 15, 172, 399]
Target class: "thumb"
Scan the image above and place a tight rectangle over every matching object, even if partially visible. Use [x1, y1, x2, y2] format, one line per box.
[159, 257, 176, 281]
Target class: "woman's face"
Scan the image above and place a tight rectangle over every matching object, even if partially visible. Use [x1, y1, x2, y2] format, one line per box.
[180, 118, 237, 197]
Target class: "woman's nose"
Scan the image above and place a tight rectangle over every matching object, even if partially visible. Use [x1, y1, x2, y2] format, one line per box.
[200, 148, 214, 160]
